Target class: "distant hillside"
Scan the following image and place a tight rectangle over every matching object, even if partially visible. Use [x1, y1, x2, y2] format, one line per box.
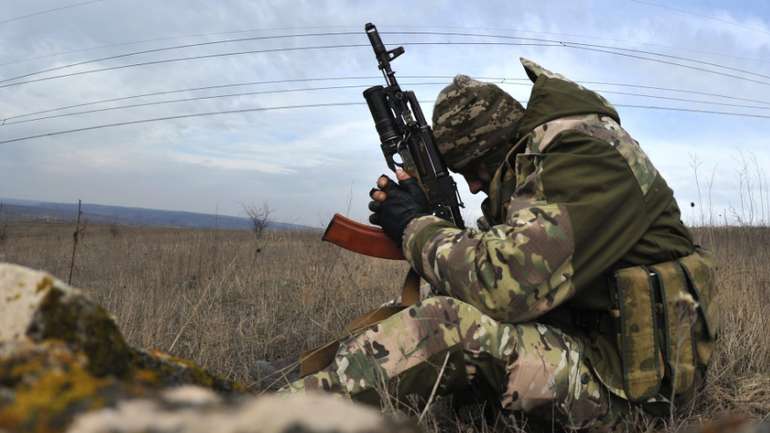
[0, 198, 312, 231]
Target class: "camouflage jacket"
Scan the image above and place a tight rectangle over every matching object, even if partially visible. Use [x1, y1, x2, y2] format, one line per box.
[402, 59, 696, 394]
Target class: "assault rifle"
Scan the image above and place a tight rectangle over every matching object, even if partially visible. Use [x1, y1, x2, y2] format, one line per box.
[322, 23, 465, 259]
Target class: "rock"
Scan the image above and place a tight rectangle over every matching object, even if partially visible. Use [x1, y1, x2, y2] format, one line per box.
[131, 348, 240, 392]
[0, 263, 421, 433]
[0, 263, 238, 392]
[0, 264, 240, 432]
[68, 391, 420, 433]
[0, 263, 132, 377]
[0, 339, 419, 433]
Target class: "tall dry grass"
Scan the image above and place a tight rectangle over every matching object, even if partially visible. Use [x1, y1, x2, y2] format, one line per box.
[0, 220, 767, 431]
[0, 221, 406, 384]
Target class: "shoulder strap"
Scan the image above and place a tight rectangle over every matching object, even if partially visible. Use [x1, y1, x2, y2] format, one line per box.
[298, 270, 421, 377]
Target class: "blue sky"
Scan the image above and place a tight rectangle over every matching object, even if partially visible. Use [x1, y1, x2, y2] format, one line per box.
[0, 0, 768, 226]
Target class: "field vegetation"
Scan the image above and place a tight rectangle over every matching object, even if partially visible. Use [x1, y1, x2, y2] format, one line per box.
[1, 219, 768, 432]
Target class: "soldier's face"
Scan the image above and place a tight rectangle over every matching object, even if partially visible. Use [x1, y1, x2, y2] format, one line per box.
[459, 162, 492, 195]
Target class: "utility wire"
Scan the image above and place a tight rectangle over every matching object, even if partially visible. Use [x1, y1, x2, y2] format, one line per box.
[575, 80, 770, 105]
[389, 31, 770, 81]
[5, 81, 770, 127]
[0, 102, 366, 145]
[3, 40, 770, 92]
[0, 0, 106, 25]
[2, 76, 383, 121]
[0, 32, 359, 84]
[615, 103, 770, 118]
[0, 25, 361, 68]
[628, 0, 770, 37]
[387, 24, 768, 64]
[566, 44, 770, 86]
[1, 100, 768, 146]
[593, 89, 770, 109]
[0, 43, 371, 89]
[1, 82, 448, 126]
[5, 75, 769, 123]
[4, 22, 764, 69]
[3, 30, 769, 85]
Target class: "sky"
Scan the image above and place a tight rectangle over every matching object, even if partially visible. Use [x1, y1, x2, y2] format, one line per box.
[1, 0, 769, 227]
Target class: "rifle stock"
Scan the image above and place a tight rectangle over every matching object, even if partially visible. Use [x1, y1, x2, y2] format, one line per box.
[322, 213, 405, 260]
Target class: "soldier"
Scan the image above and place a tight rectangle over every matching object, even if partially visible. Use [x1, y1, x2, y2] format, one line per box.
[281, 59, 718, 431]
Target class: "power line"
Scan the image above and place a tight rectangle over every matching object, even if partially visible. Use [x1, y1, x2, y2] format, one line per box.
[0, 43, 369, 89]
[4, 30, 769, 86]
[0, 0, 106, 26]
[387, 24, 768, 64]
[5, 75, 769, 123]
[615, 103, 770, 118]
[594, 89, 770, 110]
[566, 44, 770, 86]
[0, 102, 366, 145]
[628, 0, 770, 37]
[3, 76, 378, 122]
[4, 22, 764, 70]
[0, 42, 558, 90]
[388, 31, 770, 81]
[1, 82, 449, 126]
[5, 80, 770, 127]
[0, 32, 359, 85]
[3, 39, 770, 92]
[0, 26, 362, 68]
[574, 80, 770, 105]
[1, 100, 768, 146]
[1, 76, 382, 121]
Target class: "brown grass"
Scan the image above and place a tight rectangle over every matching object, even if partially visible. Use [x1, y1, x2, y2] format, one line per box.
[1, 220, 768, 431]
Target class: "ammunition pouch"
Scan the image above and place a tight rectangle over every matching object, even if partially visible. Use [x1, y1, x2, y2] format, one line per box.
[612, 247, 717, 402]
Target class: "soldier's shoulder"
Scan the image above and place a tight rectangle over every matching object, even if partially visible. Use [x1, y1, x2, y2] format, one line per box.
[525, 114, 660, 197]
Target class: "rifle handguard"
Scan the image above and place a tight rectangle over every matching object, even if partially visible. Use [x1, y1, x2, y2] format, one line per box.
[322, 213, 405, 260]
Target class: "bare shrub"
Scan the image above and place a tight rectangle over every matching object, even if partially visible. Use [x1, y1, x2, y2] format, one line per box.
[243, 202, 272, 258]
[243, 203, 271, 240]
[109, 223, 121, 238]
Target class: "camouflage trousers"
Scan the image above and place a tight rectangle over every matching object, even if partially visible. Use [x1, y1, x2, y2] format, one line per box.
[280, 296, 623, 431]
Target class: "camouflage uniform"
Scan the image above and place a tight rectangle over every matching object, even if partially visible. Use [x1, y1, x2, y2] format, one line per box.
[282, 59, 717, 431]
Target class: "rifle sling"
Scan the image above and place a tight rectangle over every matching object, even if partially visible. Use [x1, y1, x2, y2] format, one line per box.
[298, 269, 421, 378]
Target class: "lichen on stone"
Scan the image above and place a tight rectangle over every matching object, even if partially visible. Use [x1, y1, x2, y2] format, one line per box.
[0, 340, 144, 433]
[0, 264, 242, 433]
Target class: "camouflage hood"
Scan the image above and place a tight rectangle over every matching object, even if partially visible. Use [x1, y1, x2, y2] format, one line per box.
[516, 58, 619, 136]
[480, 59, 621, 226]
[432, 59, 619, 174]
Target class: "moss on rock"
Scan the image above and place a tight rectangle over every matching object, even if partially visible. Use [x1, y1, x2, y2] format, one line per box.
[0, 264, 243, 433]
[0, 340, 146, 433]
[29, 286, 133, 378]
[131, 349, 244, 393]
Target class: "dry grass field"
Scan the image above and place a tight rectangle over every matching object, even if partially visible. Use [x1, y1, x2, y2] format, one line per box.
[0, 219, 768, 431]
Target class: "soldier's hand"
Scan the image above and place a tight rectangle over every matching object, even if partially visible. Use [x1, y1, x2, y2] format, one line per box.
[369, 169, 429, 244]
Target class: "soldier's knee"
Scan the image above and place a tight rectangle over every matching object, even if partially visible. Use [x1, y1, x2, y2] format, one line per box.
[499, 323, 608, 427]
[407, 295, 460, 316]
[407, 296, 485, 324]
[413, 295, 451, 308]
[400, 296, 461, 330]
